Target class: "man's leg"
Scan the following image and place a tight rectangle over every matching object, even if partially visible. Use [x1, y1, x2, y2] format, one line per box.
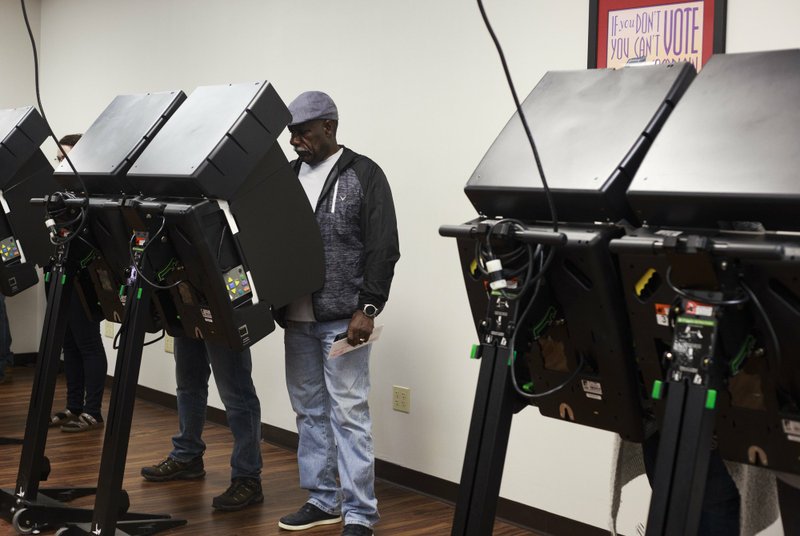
[206, 342, 262, 480]
[62, 325, 86, 416]
[66, 297, 107, 421]
[205, 341, 263, 511]
[284, 321, 341, 515]
[141, 336, 208, 481]
[169, 336, 211, 462]
[319, 319, 378, 529]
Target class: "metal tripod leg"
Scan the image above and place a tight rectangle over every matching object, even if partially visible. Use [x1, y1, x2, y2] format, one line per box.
[452, 345, 517, 536]
[646, 380, 717, 536]
[62, 281, 185, 536]
[1, 259, 100, 534]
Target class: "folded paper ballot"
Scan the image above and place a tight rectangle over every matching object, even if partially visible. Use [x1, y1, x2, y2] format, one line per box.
[329, 325, 383, 359]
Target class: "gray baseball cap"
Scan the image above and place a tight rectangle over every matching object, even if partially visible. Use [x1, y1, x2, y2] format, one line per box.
[287, 91, 338, 126]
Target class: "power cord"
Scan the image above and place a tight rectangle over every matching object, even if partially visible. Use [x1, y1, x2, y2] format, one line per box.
[474, 2, 576, 399]
[476, 0, 558, 233]
[128, 217, 182, 290]
[665, 265, 749, 306]
[20, 0, 91, 245]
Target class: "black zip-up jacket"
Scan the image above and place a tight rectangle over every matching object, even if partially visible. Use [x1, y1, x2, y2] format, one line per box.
[278, 146, 400, 323]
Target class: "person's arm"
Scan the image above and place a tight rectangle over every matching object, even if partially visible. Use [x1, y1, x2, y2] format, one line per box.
[346, 160, 400, 346]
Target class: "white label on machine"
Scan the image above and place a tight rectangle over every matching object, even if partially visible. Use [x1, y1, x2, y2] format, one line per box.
[581, 379, 603, 400]
[782, 419, 800, 436]
[685, 300, 713, 317]
[0, 190, 10, 214]
[201, 308, 213, 323]
[215, 199, 259, 305]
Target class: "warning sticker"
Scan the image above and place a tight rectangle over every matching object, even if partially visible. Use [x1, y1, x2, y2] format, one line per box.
[655, 303, 670, 326]
[581, 379, 603, 400]
[685, 300, 713, 317]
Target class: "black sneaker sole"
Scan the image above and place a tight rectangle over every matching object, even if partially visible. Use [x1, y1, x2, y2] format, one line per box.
[212, 492, 264, 511]
[141, 469, 206, 482]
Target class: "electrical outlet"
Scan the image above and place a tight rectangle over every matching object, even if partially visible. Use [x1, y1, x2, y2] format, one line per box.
[392, 386, 411, 413]
[164, 335, 174, 354]
[104, 321, 115, 338]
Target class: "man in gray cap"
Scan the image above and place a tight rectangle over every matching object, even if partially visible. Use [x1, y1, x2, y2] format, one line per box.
[276, 91, 400, 536]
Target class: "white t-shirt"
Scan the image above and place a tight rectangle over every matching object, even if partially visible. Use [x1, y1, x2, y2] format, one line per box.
[286, 148, 343, 322]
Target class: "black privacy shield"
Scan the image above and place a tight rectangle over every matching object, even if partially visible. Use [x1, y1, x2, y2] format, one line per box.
[53, 91, 187, 194]
[0, 106, 49, 189]
[465, 62, 695, 223]
[0, 106, 58, 274]
[121, 81, 323, 348]
[627, 49, 800, 231]
[126, 81, 291, 200]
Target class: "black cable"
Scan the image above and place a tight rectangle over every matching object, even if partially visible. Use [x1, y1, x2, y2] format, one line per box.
[113, 325, 165, 349]
[128, 233, 182, 290]
[739, 281, 796, 406]
[476, 0, 558, 233]
[665, 265, 749, 306]
[471, 1, 581, 397]
[143, 330, 166, 347]
[20, 0, 89, 199]
[141, 216, 167, 254]
[740, 282, 781, 370]
[112, 324, 123, 350]
[518, 247, 556, 294]
[507, 277, 585, 400]
[515, 354, 586, 399]
[506, 250, 579, 399]
[48, 207, 88, 246]
[484, 218, 526, 259]
[42, 192, 89, 247]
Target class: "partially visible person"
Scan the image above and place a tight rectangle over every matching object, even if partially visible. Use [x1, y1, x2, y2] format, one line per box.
[641, 432, 740, 535]
[0, 294, 13, 384]
[139, 338, 264, 512]
[277, 91, 400, 536]
[48, 134, 108, 432]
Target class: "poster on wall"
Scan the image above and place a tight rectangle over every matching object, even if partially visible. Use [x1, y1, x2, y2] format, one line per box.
[588, 0, 727, 71]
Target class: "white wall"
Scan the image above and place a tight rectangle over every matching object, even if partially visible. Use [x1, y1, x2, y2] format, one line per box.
[0, 0, 47, 354]
[1, 0, 794, 532]
[0, 0, 39, 109]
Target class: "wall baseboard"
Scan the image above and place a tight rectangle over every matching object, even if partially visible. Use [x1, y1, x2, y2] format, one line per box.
[12, 352, 39, 367]
[134, 384, 610, 536]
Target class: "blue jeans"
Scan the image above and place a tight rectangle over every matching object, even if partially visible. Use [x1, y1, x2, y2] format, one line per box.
[0, 294, 13, 381]
[170, 337, 262, 480]
[63, 292, 107, 419]
[643, 432, 740, 535]
[284, 319, 378, 528]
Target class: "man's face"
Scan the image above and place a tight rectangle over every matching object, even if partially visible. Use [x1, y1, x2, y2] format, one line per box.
[288, 119, 334, 165]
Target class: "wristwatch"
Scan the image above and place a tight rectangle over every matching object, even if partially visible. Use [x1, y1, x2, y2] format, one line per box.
[362, 304, 379, 318]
